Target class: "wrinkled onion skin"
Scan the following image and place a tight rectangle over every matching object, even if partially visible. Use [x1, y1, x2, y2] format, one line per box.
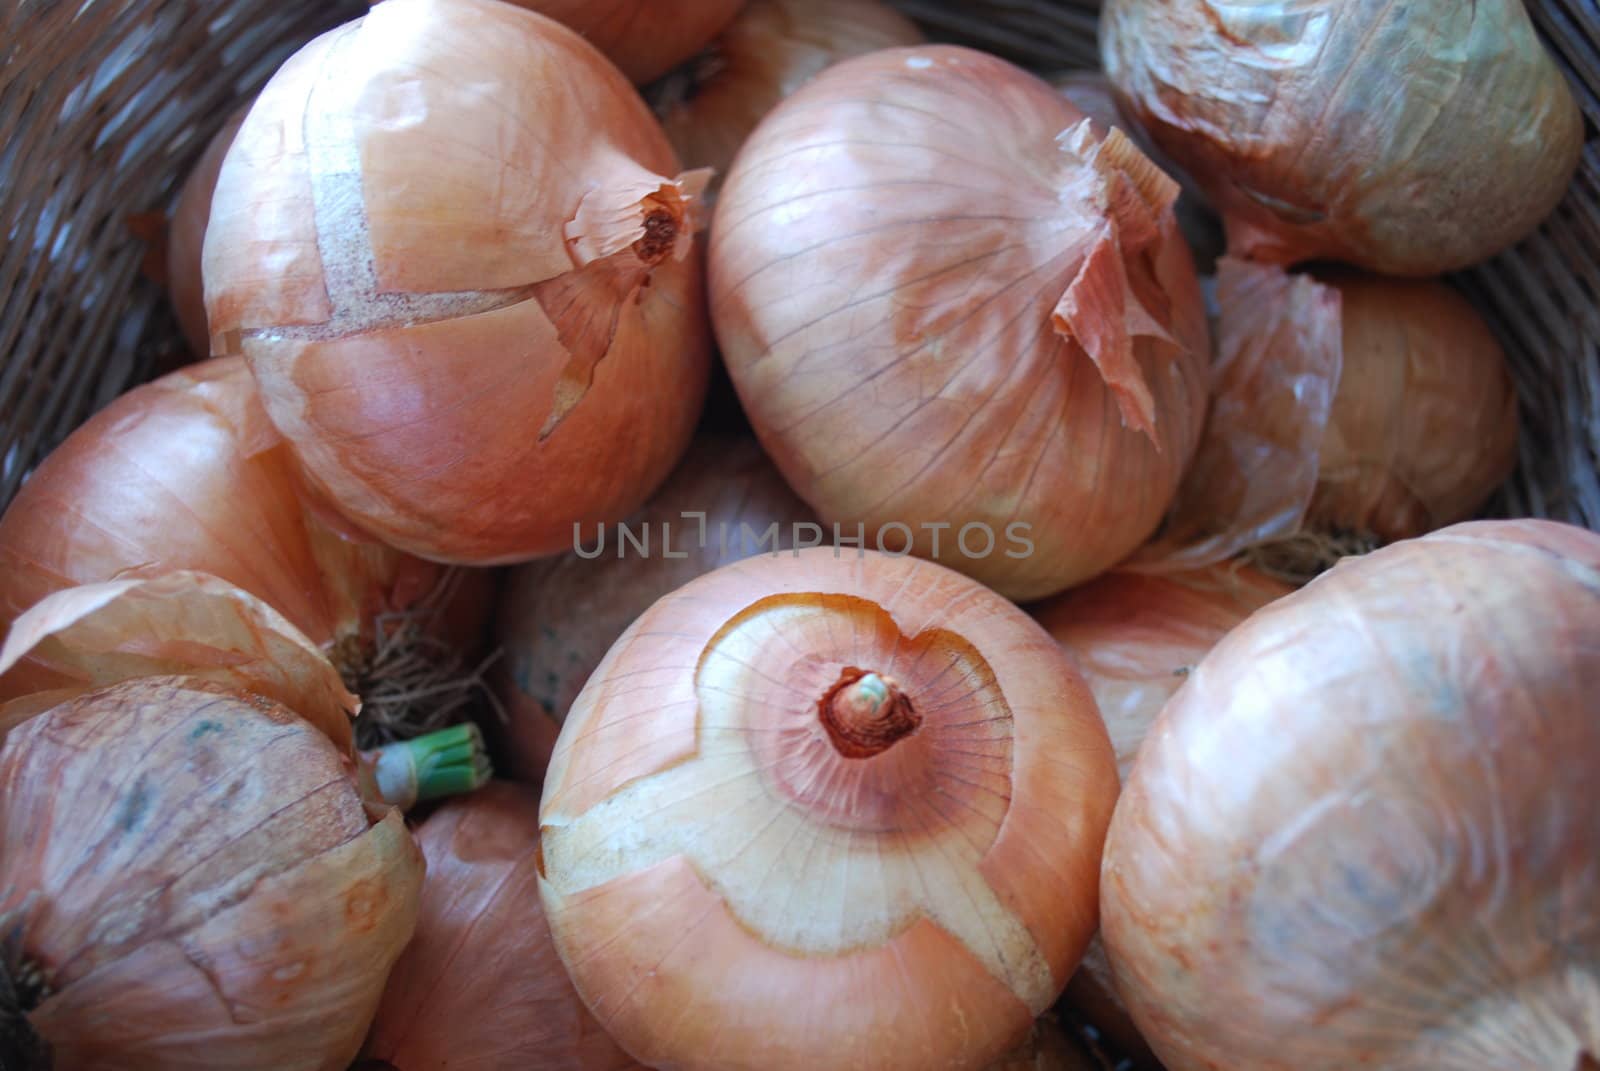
[1102, 520, 1600, 1071]
[711, 46, 1208, 601]
[656, 0, 923, 193]
[0, 676, 422, 1071]
[366, 782, 640, 1070]
[539, 548, 1118, 1071]
[205, 0, 710, 565]
[1311, 271, 1519, 541]
[168, 104, 249, 359]
[493, 435, 813, 781]
[0, 358, 447, 673]
[1102, 0, 1584, 275]
[499, 0, 745, 84]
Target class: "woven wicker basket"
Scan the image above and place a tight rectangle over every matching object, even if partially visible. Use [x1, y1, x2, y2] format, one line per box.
[3, 0, 1597, 522]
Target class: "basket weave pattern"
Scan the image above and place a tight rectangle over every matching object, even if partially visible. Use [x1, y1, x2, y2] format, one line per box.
[1, 0, 1597, 527]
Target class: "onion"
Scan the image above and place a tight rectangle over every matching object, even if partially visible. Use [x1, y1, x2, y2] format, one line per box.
[653, 0, 923, 200]
[494, 0, 745, 84]
[1102, 519, 1600, 1071]
[494, 434, 813, 779]
[710, 46, 1210, 601]
[204, 0, 712, 565]
[1101, 0, 1584, 275]
[990, 1016, 1097, 1071]
[167, 103, 249, 359]
[538, 547, 1118, 1069]
[0, 575, 424, 1070]
[1139, 259, 1519, 571]
[1035, 561, 1292, 1068]
[365, 782, 640, 1070]
[0, 358, 492, 738]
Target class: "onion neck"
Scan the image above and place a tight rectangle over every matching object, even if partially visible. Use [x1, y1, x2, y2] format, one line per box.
[819, 669, 919, 758]
[357, 723, 492, 811]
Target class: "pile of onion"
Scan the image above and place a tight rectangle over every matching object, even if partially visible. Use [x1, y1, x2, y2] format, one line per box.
[1035, 561, 1293, 1067]
[1139, 259, 1519, 571]
[1101, 0, 1584, 275]
[364, 781, 640, 1071]
[492, 0, 746, 84]
[204, 0, 711, 564]
[653, 0, 923, 199]
[0, 357, 490, 741]
[167, 103, 249, 359]
[494, 434, 812, 779]
[537, 547, 1118, 1069]
[0, 571, 425, 1070]
[1103, 519, 1600, 1070]
[711, 46, 1210, 600]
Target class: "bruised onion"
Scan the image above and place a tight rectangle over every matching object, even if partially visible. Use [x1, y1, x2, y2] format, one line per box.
[711, 46, 1209, 600]
[538, 547, 1118, 1069]
[1102, 519, 1600, 1071]
[1101, 0, 1584, 275]
[167, 103, 249, 359]
[494, 435, 813, 778]
[365, 782, 639, 1070]
[497, 0, 745, 84]
[0, 358, 490, 730]
[653, 0, 923, 198]
[0, 576, 424, 1071]
[204, 0, 711, 564]
[1142, 260, 1518, 569]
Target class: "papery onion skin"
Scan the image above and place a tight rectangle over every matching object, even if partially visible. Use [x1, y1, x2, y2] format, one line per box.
[168, 104, 249, 359]
[493, 435, 813, 780]
[539, 547, 1118, 1070]
[1101, 0, 1584, 275]
[654, 0, 923, 197]
[1102, 520, 1600, 1071]
[365, 782, 640, 1070]
[0, 675, 423, 1071]
[204, 0, 711, 564]
[1036, 562, 1291, 1070]
[1309, 269, 1519, 542]
[496, 0, 745, 84]
[710, 46, 1209, 601]
[0, 358, 469, 698]
[988, 1015, 1096, 1071]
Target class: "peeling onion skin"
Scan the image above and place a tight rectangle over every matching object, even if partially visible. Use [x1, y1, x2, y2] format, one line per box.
[710, 46, 1209, 602]
[204, 0, 711, 565]
[1309, 269, 1520, 542]
[167, 103, 249, 359]
[365, 782, 641, 1071]
[493, 435, 814, 781]
[1101, 520, 1600, 1071]
[1036, 562, 1292, 1069]
[654, 0, 924, 200]
[0, 358, 469, 699]
[0, 675, 423, 1071]
[1101, 0, 1584, 276]
[538, 547, 1119, 1071]
[494, 0, 746, 85]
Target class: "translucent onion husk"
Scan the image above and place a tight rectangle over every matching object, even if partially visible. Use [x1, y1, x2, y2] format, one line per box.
[0, 358, 491, 713]
[364, 782, 640, 1071]
[492, 434, 813, 780]
[492, 0, 745, 84]
[1034, 561, 1292, 1069]
[710, 46, 1210, 601]
[0, 673, 423, 1071]
[204, 0, 712, 565]
[1101, 0, 1584, 275]
[1135, 259, 1518, 574]
[167, 103, 249, 359]
[653, 0, 924, 201]
[538, 548, 1118, 1070]
[1102, 519, 1600, 1071]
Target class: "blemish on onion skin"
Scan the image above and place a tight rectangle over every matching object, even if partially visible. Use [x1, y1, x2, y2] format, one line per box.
[344, 879, 386, 933]
[906, 56, 933, 70]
